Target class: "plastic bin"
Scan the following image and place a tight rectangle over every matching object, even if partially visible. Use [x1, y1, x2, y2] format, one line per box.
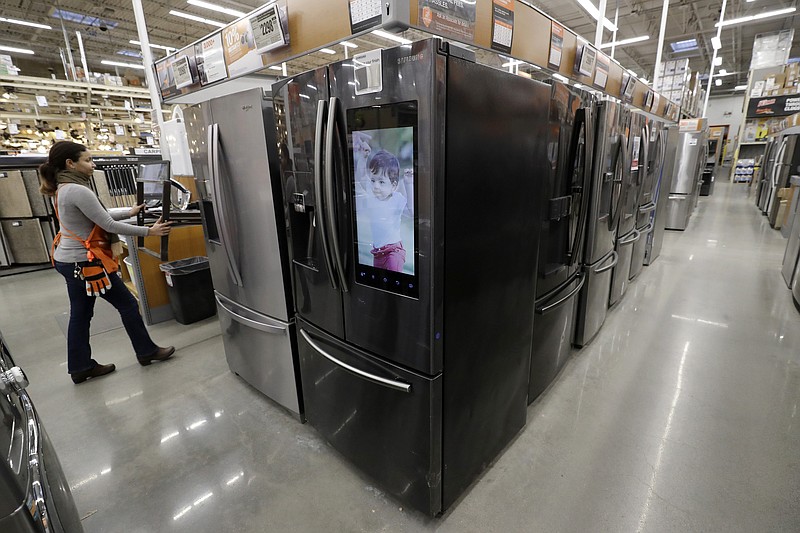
[158, 256, 216, 325]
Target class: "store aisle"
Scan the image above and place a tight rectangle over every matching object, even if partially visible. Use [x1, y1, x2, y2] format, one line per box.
[0, 181, 797, 532]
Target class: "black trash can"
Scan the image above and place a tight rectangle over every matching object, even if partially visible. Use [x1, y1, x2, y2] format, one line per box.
[158, 256, 216, 325]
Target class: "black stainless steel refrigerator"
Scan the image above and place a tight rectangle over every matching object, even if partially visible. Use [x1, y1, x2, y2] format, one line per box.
[629, 114, 666, 280]
[183, 88, 302, 419]
[768, 134, 800, 227]
[645, 123, 679, 265]
[609, 110, 644, 307]
[528, 82, 594, 401]
[573, 99, 626, 347]
[273, 39, 548, 516]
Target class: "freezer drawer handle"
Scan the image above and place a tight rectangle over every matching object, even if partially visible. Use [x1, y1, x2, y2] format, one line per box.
[594, 251, 619, 274]
[536, 274, 585, 315]
[299, 329, 411, 393]
[668, 195, 687, 201]
[216, 296, 286, 334]
[638, 202, 657, 213]
[619, 229, 641, 246]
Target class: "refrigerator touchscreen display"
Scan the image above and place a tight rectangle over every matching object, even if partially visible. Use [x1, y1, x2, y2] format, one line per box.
[348, 101, 418, 298]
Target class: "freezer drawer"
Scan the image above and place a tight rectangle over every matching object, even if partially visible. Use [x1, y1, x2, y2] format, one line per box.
[629, 222, 653, 280]
[665, 194, 692, 230]
[297, 319, 442, 516]
[215, 293, 302, 418]
[0, 219, 48, 264]
[609, 229, 638, 307]
[573, 250, 616, 347]
[0, 171, 33, 218]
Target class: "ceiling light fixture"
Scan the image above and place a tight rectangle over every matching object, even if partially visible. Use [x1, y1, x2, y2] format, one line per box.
[371, 29, 412, 45]
[268, 65, 283, 71]
[341, 41, 358, 49]
[130, 40, 176, 53]
[319, 48, 336, 55]
[714, 78, 722, 86]
[713, 56, 722, 66]
[101, 60, 145, 70]
[552, 73, 569, 83]
[599, 35, 649, 49]
[715, 7, 796, 27]
[186, 0, 246, 18]
[734, 85, 747, 90]
[0, 17, 52, 30]
[711, 36, 722, 50]
[670, 38, 698, 52]
[719, 68, 727, 75]
[0, 44, 35, 55]
[168, 10, 226, 28]
[575, 0, 618, 32]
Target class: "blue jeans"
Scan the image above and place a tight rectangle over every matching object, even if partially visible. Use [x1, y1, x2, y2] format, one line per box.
[54, 261, 158, 374]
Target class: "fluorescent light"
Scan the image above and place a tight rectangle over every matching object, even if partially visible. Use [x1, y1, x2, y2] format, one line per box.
[711, 36, 721, 50]
[187, 0, 246, 17]
[268, 65, 283, 71]
[341, 41, 358, 49]
[576, 0, 618, 32]
[670, 38, 698, 52]
[169, 10, 225, 27]
[0, 45, 34, 55]
[714, 78, 722, 86]
[574, 83, 584, 89]
[715, 7, 796, 27]
[0, 17, 52, 30]
[713, 56, 722, 66]
[599, 35, 649, 49]
[552, 73, 569, 83]
[734, 85, 747, 90]
[371, 29, 412, 45]
[319, 48, 336, 55]
[101, 60, 145, 70]
[130, 40, 175, 52]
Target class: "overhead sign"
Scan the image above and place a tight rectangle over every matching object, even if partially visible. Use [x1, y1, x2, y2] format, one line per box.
[746, 95, 800, 117]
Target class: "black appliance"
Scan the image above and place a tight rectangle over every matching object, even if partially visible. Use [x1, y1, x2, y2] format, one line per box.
[273, 39, 548, 516]
[573, 99, 626, 347]
[609, 110, 643, 307]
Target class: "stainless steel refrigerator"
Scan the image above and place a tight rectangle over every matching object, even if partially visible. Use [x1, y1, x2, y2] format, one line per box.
[528, 82, 594, 400]
[609, 110, 644, 307]
[573, 99, 626, 347]
[665, 124, 708, 230]
[273, 39, 548, 516]
[645, 123, 679, 265]
[767, 133, 800, 227]
[757, 137, 780, 212]
[629, 113, 666, 280]
[782, 177, 800, 287]
[183, 88, 302, 419]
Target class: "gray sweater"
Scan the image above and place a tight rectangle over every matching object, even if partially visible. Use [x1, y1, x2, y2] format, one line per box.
[53, 183, 149, 263]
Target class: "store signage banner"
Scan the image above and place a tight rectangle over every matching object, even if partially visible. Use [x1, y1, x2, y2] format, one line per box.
[419, 0, 476, 43]
[490, 0, 514, 54]
[548, 22, 563, 69]
[746, 95, 800, 118]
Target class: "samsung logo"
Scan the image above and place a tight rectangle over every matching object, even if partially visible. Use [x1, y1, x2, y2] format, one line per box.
[398, 53, 424, 65]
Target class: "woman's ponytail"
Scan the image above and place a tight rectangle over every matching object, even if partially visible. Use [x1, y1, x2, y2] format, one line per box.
[38, 141, 87, 196]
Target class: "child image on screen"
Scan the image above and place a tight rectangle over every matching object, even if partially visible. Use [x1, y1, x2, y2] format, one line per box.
[353, 131, 413, 273]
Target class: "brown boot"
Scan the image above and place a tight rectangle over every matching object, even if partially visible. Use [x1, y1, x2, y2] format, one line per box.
[138, 346, 175, 366]
[71, 362, 116, 384]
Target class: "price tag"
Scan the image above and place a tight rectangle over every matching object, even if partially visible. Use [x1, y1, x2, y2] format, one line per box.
[251, 5, 287, 54]
[172, 55, 194, 89]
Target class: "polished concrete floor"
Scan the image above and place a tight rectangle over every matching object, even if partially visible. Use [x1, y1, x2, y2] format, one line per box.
[1, 180, 798, 532]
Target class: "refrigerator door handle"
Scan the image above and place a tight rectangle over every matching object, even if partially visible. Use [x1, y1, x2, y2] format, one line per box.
[594, 250, 619, 274]
[208, 123, 244, 287]
[215, 294, 287, 334]
[314, 99, 338, 290]
[668, 195, 687, 201]
[535, 273, 586, 315]
[325, 97, 349, 292]
[299, 329, 411, 393]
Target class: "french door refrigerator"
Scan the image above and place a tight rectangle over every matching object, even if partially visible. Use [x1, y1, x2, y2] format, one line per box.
[767, 134, 800, 227]
[573, 99, 626, 347]
[757, 137, 779, 211]
[629, 114, 665, 280]
[609, 110, 644, 307]
[272, 39, 548, 516]
[645, 123, 679, 265]
[183, 88, 302, 419]
[528, 82, 594, 401]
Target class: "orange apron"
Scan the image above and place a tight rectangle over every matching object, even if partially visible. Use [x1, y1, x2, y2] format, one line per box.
[52, 190, 119, 273]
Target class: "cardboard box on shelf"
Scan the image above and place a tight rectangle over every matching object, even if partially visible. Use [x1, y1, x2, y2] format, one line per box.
[666, 60, 676, 75]
[784, 63, 799, 83]
[765, 73, 786, 91]
[777, 87, 798, 95]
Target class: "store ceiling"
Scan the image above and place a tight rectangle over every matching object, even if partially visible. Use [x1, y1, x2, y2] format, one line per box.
[1, 0, 798, 97]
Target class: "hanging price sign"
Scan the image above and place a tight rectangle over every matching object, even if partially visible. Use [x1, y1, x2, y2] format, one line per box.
[250, 4, 288, 54]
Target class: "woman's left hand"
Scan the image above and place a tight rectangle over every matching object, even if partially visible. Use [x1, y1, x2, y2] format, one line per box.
[129, 204, 146, 217]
